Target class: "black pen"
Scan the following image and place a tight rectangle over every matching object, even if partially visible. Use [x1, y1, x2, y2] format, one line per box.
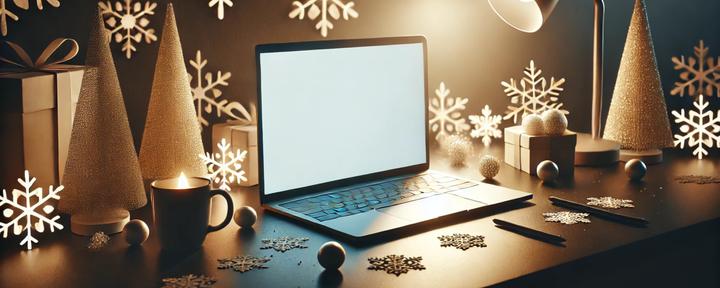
[549, 196, 649, 226]
[493, 218, 566, 242]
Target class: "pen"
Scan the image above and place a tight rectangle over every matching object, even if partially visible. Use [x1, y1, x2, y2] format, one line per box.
[549, 196, 649, 226]
[493, 218, 566, 242]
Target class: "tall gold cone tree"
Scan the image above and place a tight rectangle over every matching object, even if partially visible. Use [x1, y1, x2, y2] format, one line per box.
[58, 9, 147, 218]
[603, 0, 674, 151]
[139, 4, 207, 182]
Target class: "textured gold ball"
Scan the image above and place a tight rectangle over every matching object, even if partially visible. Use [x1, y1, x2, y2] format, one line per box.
[522, 114, 545, 135]
[542, 110, 568, 135]
[536, 160, 559, 182]
[233, 206, 257, 228]
[479, 155, 501, 179]
[443, 134, 473, 167]
[123, 219, 149, 245]
[317, 241, 346, 270]
[625, 159, 647, 181]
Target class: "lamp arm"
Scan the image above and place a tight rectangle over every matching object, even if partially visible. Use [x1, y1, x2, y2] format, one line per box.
[592, 0, 604, 139]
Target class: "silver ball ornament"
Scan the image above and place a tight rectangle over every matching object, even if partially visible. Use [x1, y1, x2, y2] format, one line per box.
[122, 219, 149, 245]
[478, 155, 501, 179]
[625, 159, 647, 181]
[536, 160, 559, 182]
[443, 134, 473, 167]
[317, 241, 346, 270]
[522, 114, 545, 135]
[233, 206, 257, 228]
[542, 109, 568, 135]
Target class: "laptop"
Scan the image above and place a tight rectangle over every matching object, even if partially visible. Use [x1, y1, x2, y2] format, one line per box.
[256, 36, 532, 238]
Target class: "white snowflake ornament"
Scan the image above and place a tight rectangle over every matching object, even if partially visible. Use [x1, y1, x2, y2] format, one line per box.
[429, 82, 471, 142]
[469, 105, 503, 146]
[98, 0, 157, 59]
[199, 138, 248, 191]
[0, 0, 60, 36]
[289, 0, 358, 37]
[188, 50, 253, 131]
[209, 0, 232, 20]
[502, 60, 568, 124]
[0, 170, 64, 250]
[671, 95, 720, 159]
[671, 40, 720, 97]
[543, 211, 590, 225]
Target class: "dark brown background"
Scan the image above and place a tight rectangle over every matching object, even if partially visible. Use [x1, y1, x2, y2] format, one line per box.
[1, 0, 719, 153]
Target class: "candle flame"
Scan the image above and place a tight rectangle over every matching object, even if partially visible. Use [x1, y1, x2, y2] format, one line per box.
[178, 172, 189, 189]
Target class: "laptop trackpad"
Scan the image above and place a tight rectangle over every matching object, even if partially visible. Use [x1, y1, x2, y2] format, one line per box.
[322, 210, 413, 238]
[377, 194, 484, 222]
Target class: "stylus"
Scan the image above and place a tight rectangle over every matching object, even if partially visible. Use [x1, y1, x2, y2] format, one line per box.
[493, 218, 566, 243]
[549, 196, 649, 226]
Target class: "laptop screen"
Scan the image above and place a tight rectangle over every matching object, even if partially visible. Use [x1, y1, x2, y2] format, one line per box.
[258, 38, 427, 197]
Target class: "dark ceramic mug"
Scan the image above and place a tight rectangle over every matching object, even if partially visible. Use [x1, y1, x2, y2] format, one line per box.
[151, 176, 234, 250]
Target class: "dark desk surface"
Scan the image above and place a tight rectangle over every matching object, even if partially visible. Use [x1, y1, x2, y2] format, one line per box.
[1, 144, 719, 288]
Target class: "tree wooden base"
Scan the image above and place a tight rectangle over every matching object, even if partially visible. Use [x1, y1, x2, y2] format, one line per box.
[70, 210, 130, 236]
[574, 133, 621, 166]
[619, 149, 663, 164]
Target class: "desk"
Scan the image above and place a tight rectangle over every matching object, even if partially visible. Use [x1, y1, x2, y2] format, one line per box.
[1, 145, 718, 287]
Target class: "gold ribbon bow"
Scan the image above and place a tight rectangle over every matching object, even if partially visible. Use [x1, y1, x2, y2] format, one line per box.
[0, 38, 79, 72]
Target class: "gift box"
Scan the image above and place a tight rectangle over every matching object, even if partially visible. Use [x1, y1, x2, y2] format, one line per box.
[212, 123, 259, 187]
[504, 126, 577, 176]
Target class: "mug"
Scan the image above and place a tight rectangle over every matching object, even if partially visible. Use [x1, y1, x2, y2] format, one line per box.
[151, 176, 234, 250]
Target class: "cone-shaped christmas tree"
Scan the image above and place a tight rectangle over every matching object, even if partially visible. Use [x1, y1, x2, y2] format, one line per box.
[58, 9, 147, 236]
[139, 4, 207, 184]
[603, 0, 674, 163]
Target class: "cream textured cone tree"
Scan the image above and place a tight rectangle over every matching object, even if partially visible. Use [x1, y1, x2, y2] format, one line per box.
[58, 9, 147, 236]
[603, 0, 674, 163]
[139, 4, 207, 184]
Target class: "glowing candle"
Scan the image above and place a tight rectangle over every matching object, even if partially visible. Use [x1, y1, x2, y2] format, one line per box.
[177, 172, 189, 189]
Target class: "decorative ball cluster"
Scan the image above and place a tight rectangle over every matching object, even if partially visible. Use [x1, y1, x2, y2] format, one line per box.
[478, 155, 501, 179]
[522, 110, 568, 136]
[443, 134, 474, 167]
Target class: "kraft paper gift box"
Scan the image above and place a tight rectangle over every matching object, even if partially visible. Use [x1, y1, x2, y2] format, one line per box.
[212, 123, 259, 187]
[0, 68, 84, 189]
[504, 126, 577, 176]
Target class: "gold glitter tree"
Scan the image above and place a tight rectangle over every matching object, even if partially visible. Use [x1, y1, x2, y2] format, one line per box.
[58, 9, 147, 236]
[604, 0, 673, 154]
[139, 4, 207, 184]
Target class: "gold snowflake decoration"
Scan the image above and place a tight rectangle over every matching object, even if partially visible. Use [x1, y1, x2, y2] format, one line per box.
[0, 0, 60, 36]
[586, 197, 634, 209]
[438, 233, 487, 250]
[289, 0, 358, 37]
[429, 82, 471, 142]
[199, 138, 247, 191]
[162, 274, 217, 288]
[671, 40, 720, 97]
[543, 211, 590, 225]
[671, 95, 720, 160]
[217, 255, 270, 273]
[208, 0, 232, 20]
[469, 105, 503, 146]
[86, 231, 110, 252]
[99, 0, 157, 59]
[502, 60, 567, 124]
[368, 254, 425, 276]
[260, 236, 309, 252]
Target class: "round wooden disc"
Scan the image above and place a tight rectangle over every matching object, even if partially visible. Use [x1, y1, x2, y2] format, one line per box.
[574, 133, 621, 166]
[70, 210, 130, 236]
[619, 149, 663, 164]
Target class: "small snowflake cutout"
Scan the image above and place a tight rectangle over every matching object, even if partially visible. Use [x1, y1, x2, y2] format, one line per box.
[99, 0, 157, 59]
[502, 60, 568, 123]
[0, 170, 63, 250]
[671, 95, 720, 159]
[469, 105, 503, 146]
[260, 236, 309, 252]
[438, 233, 487, 251]
[543, 211, 590, 225]
[86, 231, 110, 252]
[289, 0, 358, 37]
[368, 254, 425, 276]
[586, 197, 634, 209]
[429, 82, 471, 142]
[208, 0, 232, 20]
[671, 40, 720, 97]
[218, 255, 270, 273]
[162, 274, 217, 288]
[188, 50, 253, 130]
[0, 0, 60, 36]
[199, 138, 247, 191]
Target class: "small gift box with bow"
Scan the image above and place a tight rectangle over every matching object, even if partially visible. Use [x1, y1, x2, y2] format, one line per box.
[504, 126, 577, 176]
[0, 39, 84, 189]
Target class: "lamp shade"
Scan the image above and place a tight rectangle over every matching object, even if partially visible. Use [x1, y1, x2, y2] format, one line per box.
[488, 0, 558, 33]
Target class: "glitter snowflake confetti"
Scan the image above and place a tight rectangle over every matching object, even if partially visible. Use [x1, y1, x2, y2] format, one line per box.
[289, 0, 358, 37]
[469, 105, 503, 146]
[199, 138, 247, 191]
[671, 40, 720, 97]
[674, 175, 720, 184]
[0, 170, 63, 250]
[586, 197, 634, 209]
[671, 95, 720, 159]
[208, 0, 232, 20]
[188, 50, 253, 130]
[162, 274, 217, 288]
[429, 82, 471, 142]
[86, 231, 110, 252]
[502, 60, 568, 124]
[368, 254, 425, 276]
[438, 233, 487, 251]
[260, 236, 309, 252]
[0, 0, 59, 36]
[98, 0, 157, 59]
[543, 211, 590, 225]
[217, 255, 271, 273]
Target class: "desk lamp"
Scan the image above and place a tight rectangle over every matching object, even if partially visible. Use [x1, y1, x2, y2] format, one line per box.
[489, 0, 620, 166]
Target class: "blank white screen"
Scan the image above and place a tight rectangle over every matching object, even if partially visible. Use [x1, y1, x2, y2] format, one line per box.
[260, 43, 426, 194]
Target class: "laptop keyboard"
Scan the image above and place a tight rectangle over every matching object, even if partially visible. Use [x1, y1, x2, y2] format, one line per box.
[278, 173, 479, 222]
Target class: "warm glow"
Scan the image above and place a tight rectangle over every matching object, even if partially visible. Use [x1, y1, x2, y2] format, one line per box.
[178, 172, 189, 189]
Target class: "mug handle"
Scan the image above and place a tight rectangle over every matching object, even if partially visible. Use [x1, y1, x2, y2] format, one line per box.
[208, 189, 235, 233]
